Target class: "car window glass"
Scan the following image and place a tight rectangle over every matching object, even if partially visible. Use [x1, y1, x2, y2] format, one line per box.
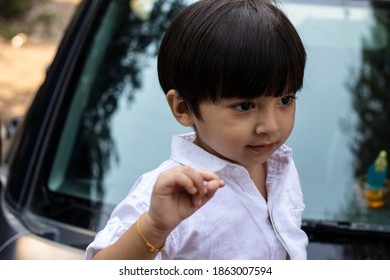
[41, 0, 390, 232]
[47, 0, 190, 218]
[285, 2, 390, 226]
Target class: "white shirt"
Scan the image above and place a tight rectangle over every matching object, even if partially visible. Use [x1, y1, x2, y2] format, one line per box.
[85, 132, 308, 260]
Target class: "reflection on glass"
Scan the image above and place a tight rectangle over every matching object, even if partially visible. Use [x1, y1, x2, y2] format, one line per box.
[349, 5, 390, 176]
[286, 2, 390, 226]
[130, 0, 155, 20]
[286, 3, 370, 222]
[348, 4, 390, 210]
[43, 0, 390, 233]
[47, 0, 187, 230]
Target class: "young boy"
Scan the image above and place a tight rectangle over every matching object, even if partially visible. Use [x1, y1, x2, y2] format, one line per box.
[86, 0, 308, 260]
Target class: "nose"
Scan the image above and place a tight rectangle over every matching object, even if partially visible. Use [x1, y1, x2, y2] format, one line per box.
[255, 107, 280, 135]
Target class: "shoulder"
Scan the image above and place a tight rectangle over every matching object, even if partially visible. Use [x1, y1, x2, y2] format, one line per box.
[128, 159, 182, 200]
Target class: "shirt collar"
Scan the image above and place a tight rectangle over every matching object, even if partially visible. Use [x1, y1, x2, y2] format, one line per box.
[170, 132, 230, 172]
[267, 144, 292, 185]
[170, 132, 292, 175]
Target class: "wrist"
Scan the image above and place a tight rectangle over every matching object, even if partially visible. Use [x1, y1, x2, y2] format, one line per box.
[136, 214, 165, 253]
[145, 210, 178, 234]
[136, 212, 171, 253]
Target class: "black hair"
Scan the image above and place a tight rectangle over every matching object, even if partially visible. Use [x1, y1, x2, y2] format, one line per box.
[158, 0, 306, 119]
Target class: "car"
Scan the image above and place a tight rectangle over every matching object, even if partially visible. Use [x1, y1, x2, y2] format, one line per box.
[1, 0, 390, 260]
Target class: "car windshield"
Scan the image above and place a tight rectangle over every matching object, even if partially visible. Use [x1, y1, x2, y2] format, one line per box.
[285, 0, 390, 227]
[42, 0, 390, 232]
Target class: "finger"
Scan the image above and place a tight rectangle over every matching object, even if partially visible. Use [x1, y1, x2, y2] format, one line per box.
[193, 179, 224, 207]
[197, 169, 222, 182]
[157, 169, 197, 195]
[204, 179, 224, 196]
[196, 170, 224, 193]
[200, 180, 224, 200]
[173, 172, 199, 195]
[179, 166, 207, 196]
[192, 193, 202, 208]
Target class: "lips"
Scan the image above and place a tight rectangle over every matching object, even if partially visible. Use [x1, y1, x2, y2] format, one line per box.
[247, 143, 276, 154]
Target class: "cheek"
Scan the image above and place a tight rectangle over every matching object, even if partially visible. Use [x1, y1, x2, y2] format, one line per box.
[213, 128, 249, 152]
[282, 114, 295, 138]
[199, 123, 243, 149]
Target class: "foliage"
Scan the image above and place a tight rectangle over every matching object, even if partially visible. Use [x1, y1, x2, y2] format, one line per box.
[0, 0, 33, 19]
[349, 7, 390, 177]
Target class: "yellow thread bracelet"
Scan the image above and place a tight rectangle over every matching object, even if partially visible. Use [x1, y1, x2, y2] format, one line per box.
[136, 215, 165, 253]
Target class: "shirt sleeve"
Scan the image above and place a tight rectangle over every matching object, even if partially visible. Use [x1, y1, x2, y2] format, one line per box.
[84, 193, 149, 259]
[84, 161, 179, 259]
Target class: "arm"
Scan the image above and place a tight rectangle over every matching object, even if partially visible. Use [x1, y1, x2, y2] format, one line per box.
[93, 166, 224, 260]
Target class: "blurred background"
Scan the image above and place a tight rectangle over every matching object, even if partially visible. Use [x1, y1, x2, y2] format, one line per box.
[0, 0, 81, 123]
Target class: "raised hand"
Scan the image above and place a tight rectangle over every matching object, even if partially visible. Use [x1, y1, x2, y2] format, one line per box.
[147, 166, 225, 233]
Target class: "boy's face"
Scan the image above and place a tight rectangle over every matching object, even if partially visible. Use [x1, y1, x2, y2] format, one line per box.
[192, 94, 296, 172]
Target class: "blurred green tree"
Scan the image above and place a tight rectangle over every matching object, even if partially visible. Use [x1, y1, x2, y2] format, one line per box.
[0, 0, 33, 19]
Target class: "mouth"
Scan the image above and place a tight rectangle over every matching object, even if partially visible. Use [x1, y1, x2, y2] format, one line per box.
[247, 143, 276, 154]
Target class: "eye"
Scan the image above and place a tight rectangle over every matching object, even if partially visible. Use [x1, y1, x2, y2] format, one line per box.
[234, 102, 254, 112]
[279, 95, 296, 106]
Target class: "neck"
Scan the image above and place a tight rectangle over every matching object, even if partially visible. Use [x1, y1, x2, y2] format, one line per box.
[247, 163, 268, 201]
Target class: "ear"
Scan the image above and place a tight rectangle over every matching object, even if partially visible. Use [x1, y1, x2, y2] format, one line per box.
[166, 89, 195, 127]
